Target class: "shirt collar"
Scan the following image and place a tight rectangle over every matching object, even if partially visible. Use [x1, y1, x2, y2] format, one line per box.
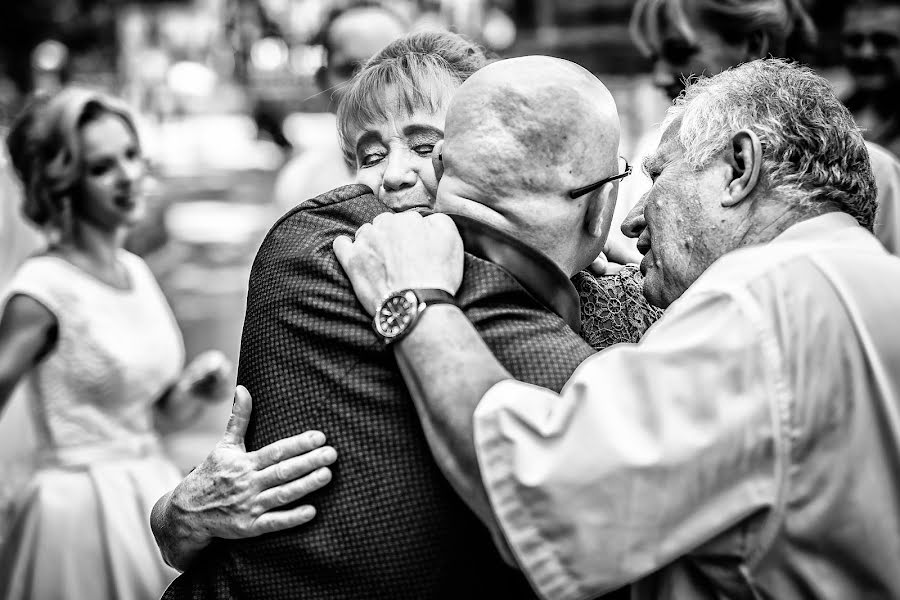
[771, 211, 861, 244]
[448, 213, 582, 334]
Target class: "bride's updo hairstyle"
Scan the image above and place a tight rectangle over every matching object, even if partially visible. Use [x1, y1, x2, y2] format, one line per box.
[5, 87, 140, 229]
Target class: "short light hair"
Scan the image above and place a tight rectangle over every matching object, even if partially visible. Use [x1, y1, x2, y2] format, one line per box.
[6, 86, 140, 227]
[630, 0, 816, 59]
[664, 58, 876, 229]
[336, 30, 487, 167]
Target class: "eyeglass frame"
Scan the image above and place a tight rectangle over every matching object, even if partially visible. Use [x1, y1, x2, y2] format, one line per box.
[567, 157, 632, 199]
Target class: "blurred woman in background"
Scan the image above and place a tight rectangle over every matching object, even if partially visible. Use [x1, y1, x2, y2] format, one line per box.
[0, 87, 234, 600]
[623, 0, 900, 256]
[631, 0, 816, 101]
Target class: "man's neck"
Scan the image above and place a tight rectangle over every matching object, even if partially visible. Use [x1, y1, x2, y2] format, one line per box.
[731, 202, 836, 252]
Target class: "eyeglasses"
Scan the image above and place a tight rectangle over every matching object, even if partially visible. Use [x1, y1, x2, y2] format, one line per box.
[568, 156, 632, 199]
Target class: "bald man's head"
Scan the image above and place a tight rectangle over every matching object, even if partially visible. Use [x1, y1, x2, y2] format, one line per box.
[435, 56, 623, 276]
[441, 56, 621, 201]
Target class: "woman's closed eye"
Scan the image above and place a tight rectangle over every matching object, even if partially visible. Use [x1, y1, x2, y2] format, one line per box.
[359, 151, 386, 168]
[412, 144, 434, 157]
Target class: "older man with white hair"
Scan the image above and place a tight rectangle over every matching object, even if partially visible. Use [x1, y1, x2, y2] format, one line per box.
[334, 58, 900, 599]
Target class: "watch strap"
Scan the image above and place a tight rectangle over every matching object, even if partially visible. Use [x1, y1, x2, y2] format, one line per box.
[412, 288, 457, 308]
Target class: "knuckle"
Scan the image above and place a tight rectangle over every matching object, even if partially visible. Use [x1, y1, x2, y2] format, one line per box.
[273, 488, 291, 506]
[274, 461, 290, 482]
[234, 521, 253, 537]
[267, 444, 284, 463]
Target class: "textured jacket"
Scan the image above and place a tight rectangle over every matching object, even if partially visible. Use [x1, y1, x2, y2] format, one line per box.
[163, 184, 599, 599]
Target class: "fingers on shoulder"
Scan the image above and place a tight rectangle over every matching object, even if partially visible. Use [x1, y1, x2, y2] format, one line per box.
[256, 444, 337, 489]
[253, 504, 319, 535]
[252, 430, 330, 469]
[256, 465, 333, 512]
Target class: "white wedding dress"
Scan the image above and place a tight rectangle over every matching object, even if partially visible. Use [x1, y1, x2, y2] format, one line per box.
[0, 251, 184, 600]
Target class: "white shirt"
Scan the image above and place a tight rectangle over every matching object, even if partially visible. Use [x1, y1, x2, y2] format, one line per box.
[474, 212, 900, 599]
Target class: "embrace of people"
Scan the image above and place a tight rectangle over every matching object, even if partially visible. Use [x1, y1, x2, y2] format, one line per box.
[156, 30, 658, 600]
[147, 21, 900, 598]
[3, 8, 897, 600]
[335, 57, 900, 598]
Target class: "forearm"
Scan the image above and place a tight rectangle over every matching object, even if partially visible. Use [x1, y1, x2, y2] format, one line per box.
[394, 305, 511, 529]
[150, 488, 213, 571]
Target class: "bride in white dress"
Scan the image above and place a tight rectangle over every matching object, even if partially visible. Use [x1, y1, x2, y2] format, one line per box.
[0, 87, 233, 600]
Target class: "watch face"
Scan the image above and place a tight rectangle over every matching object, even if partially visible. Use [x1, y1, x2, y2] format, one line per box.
[375, 290, 418, 339]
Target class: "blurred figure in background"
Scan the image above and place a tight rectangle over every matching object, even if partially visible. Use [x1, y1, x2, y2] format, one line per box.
[632, 0, 816, 101]
[838, 0, 900, 256]
[627, 0, 900, 257]
[273, 2, 409, 213]
[841, 0, 900, 157]
[0, 87, 234, 600]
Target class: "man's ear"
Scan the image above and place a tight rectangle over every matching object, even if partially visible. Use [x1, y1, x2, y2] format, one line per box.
[584, 181, 616, 239]
[723, 128, 762, 207]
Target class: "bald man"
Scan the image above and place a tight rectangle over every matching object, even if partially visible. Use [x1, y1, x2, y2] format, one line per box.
[433, 56, 622, 279]
[160, 56, 648, 600]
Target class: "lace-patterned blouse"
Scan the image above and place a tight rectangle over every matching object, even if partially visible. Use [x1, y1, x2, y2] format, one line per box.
[572, 265, 663, 350]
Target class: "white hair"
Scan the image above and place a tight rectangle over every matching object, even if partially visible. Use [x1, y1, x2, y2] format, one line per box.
[663, 58, 877, 229]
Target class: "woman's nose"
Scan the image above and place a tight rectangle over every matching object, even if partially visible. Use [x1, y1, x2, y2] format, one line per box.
[381, 151, 417, 191]
[117, 157, 144, 186]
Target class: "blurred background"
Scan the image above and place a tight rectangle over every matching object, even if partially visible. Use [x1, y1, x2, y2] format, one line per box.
[0, 0, 865, 518]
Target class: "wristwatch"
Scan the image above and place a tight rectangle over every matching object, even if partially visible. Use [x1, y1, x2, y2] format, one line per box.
[373, 288, 457, 344]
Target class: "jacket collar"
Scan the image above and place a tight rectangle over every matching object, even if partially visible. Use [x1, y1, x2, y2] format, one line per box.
[448, 213, 582, 334]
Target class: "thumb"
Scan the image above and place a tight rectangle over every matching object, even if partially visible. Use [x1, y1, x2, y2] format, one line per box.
[332, 235, 353, 272]
[221, 385, 252, 446]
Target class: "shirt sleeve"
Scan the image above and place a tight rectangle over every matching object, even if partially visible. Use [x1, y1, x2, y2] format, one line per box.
[473, 289, 788, 600]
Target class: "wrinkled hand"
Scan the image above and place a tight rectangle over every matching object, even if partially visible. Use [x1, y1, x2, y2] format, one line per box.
[157, 386, 337, 568]
[332, 212, 465, 316]
[179, 349, 234, 404]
